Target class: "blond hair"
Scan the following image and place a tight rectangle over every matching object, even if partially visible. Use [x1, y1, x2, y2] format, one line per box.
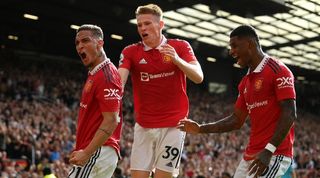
[135, 4, 163, 20]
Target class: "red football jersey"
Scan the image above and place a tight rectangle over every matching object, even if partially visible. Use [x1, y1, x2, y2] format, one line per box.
[119, 36, 197, 128]
[235, 56, 296, 160]
[75, 59, 123, 158]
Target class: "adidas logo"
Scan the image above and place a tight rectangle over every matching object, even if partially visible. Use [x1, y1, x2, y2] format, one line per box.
[139, 58, 147, 64]
[166, 162, 173, 168]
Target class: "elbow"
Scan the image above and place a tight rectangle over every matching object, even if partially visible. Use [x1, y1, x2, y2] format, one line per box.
[193, 74, 204, 84]
[194, 79, 203, 84]
[232, 113, 246, 130]
[194, 77, 203, 84]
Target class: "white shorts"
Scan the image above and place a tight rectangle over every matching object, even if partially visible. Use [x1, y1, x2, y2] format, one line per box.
[130, 123, 185, 177]
[68, 146, 118, 178]
[234, 155, 292, 178]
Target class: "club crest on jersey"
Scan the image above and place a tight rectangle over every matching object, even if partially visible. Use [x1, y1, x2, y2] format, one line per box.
[162, 55, 172, 63]
[254, 78, 263, 91]
[84, 80, 93, 93]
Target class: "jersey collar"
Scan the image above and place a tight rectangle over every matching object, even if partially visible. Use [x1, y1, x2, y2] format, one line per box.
[248, 55, 269, 74]
[89, 58, 111, 75]
[143, 35, 167, 51]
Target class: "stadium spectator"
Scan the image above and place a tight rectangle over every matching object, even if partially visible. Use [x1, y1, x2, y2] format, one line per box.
[43, 167, 57, 178]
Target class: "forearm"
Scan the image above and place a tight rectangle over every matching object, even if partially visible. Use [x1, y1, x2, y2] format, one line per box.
[118, 68, 129, 89]
[83, 115, 118, 156]
[174, 59, 203, 84]
[199, 113, 243, 133]
[269, 100, 296, 147]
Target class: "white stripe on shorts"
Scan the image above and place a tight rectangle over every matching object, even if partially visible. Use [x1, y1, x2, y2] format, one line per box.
[264, 155, 284, 178]
[234, 155, 291, 178]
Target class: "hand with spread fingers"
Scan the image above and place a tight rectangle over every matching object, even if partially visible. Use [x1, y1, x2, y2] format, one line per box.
[177, 119, 201, 134]
[248, 149, 273, 177]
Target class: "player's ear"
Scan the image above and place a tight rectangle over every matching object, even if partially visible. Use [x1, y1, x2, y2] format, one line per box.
[248, 38, 256, 48]
[98, 39, 104, 47]
[159, 20, 164, 29]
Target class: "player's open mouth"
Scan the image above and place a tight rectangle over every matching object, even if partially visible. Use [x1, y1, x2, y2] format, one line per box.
[80, 52, 87, 60]
[142, 33, 148, 38]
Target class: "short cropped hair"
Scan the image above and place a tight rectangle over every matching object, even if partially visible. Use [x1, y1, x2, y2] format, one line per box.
[230, 25, 259, 44]
[135, 4, 163, 20]
[77, 24, 103, 39]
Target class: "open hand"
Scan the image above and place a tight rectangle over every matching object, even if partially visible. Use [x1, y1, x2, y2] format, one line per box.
[177, 119, 201, 134]
[248, 149, 272, 177]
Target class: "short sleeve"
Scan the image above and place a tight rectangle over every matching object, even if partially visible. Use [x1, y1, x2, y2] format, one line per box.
[274, 65, 296, 101]
[95, 73, 122, 113]
[173, 40, 197, 63]
[118, 46, 133, 70]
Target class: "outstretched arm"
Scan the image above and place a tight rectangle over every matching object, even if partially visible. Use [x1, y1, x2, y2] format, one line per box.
[177, 107, 248, 134]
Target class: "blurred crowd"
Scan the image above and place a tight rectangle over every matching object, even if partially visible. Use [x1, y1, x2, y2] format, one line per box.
[0, 50, 319, 178]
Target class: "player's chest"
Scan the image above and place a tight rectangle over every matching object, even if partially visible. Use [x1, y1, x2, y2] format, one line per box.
[81, 78, 96, 102]
[243, 75, 274, 101]
[132, 50, 176, 72]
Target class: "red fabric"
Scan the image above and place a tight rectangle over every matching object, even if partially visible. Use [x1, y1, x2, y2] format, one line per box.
[235, 57, 295, 160]
[119, 39, 197, 128]
[75, 61, 123, 158]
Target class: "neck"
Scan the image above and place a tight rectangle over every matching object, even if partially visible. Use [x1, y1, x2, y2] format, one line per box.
[249, 49, 265, 71]
[88, 50, 106, 71]
[145, 35, 162, 49]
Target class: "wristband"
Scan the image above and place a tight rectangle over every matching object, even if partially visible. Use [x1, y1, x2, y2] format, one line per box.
[265, 143, 276, 153]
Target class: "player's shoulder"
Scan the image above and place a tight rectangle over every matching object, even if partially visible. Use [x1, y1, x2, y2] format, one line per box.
[168, 38, 190, 45]
[265, 56, 291, 74]
[123, 42, 143, 51]
[96, 64, 121, 84]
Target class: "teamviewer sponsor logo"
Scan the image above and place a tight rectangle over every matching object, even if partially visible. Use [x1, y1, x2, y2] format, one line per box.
[276, 77, 294, 89]
[246, 100, 268, 113]
[141, 72, 150, 81]
[140, 71, 175, 82]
